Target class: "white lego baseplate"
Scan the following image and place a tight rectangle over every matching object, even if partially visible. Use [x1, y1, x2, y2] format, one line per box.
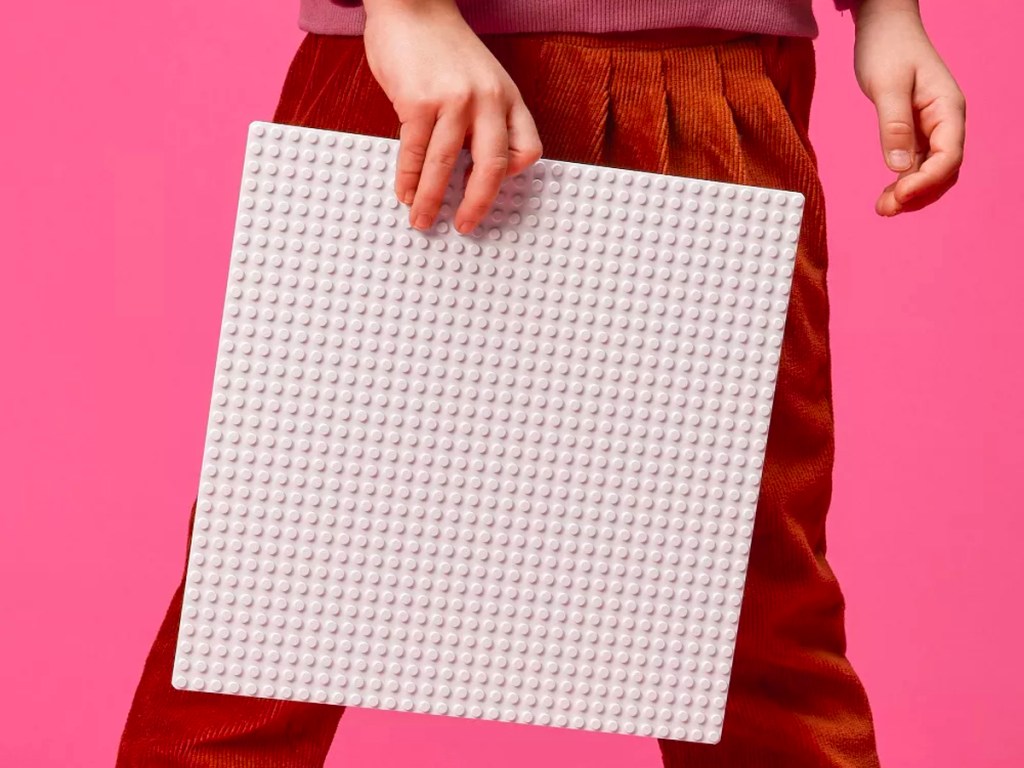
[173, 121, 805, 744]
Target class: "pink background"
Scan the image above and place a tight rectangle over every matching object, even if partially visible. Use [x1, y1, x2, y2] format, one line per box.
[1, 1, 1020, 766]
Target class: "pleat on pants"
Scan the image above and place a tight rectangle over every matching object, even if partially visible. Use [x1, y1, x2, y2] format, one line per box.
[117, 28, 882, 768]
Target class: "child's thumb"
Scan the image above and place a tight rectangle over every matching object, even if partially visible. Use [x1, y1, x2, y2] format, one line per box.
[873, 89, 916, 172]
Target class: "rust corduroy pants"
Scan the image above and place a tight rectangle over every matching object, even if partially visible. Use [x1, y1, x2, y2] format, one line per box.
[117, 29, 881, 768]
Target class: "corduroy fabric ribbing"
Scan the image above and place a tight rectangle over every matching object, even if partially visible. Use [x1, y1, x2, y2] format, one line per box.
[117, 28, 881, 768]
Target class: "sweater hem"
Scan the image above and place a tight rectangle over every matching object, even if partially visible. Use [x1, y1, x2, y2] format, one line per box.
[298, 1, 821, 39]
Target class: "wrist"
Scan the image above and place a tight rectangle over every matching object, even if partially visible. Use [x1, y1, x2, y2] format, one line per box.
[363, 0, 462, 21]
[853, 0, 921, 26]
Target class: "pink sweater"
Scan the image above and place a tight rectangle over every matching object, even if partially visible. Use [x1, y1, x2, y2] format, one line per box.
[300, 1, 859, 39]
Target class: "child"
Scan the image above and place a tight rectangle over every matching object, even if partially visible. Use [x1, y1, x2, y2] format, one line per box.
[117, 1, 965, 766]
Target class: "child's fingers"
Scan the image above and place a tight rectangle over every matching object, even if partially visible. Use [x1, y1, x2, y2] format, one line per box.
[876, 101, 965, 216]
[876, 167, 956, 216]
[894, 173, 959, 214]
[396, 116, 435, 206]
[409, 108, 471, 231]
[875, 168, 917, 216]
[873, 85, 917, 172]
[875, 124, 927, 216]
[506, 99, 543, 177]
[893, 100, 966, 205]
[455, 110, 510, 234]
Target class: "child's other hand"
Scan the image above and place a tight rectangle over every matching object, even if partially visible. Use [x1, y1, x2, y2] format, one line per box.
[853, 0, 966, 216]
[363, 0, 542, 233]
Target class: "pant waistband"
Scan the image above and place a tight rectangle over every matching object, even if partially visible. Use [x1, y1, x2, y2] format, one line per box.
[477, 27, 762, 49]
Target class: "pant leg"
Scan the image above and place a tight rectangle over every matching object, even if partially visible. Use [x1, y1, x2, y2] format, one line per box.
[117, 34, 412, 767]
[487, 29, 880, 765]
[645, 35, 880, 768]
[116, 498, 346, 767]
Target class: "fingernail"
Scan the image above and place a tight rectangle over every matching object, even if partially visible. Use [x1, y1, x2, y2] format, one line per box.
[888, 150, 911, 170]
[400, 190, 414, 205]
[456, 220, 476, 235]
[413, 213, 431, 230]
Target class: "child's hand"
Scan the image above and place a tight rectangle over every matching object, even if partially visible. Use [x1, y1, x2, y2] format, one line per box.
[363, 0, 543, 233]
[853, 0, 966, 216]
